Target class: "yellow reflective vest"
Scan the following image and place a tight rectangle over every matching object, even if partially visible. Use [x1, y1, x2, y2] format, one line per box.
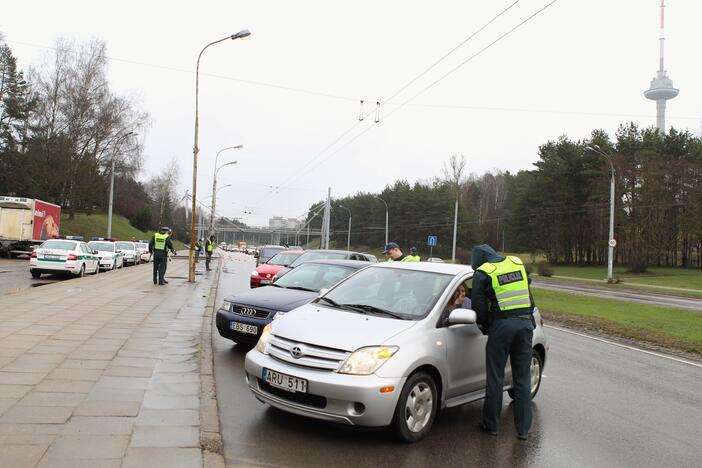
[477, 256, 531, 312]
[153, 233, 168, 251]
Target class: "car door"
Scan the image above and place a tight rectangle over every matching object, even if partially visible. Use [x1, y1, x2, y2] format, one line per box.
[79, 244, 94, 272]
[442, 276, 488, 398]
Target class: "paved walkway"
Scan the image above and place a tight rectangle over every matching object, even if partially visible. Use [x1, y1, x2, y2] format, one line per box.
[0, 258, 223, 468]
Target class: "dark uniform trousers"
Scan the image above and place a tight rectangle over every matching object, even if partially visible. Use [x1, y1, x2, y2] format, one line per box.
[205, 250, 212, 270]
[153, 250, 167, 284]
[483, 317, 534, 435]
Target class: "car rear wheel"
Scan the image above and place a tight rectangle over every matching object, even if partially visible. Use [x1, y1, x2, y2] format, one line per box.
[77, 264, 85, 278]
[507, 349, 543, 400]
[112, 260, 117, 271]
[391, 371, 438, 443]
[30, 269, 41, 278]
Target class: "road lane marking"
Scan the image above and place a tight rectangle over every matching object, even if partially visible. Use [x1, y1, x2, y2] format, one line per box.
[545, 324, 702, 369]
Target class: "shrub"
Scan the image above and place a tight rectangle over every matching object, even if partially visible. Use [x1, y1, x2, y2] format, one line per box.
[537, 260, 554, 277]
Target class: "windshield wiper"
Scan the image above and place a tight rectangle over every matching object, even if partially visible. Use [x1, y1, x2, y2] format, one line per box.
[340, 303, 407, 320]
[284, 286, 316, 292]
[316, 296, 343, 308]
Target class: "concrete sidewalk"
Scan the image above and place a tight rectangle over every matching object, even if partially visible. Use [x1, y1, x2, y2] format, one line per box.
[0, 258, 223, 468]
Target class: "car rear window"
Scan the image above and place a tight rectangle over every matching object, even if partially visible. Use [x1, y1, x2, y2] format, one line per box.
[267, 252, 303, 266]
[115, 242, 135, 250]
[136, 243, 148, 249]
[41, 240, 77, 251]
[260, 247, 285, 260]
[289, 251, 347, 267]
[88, 242, 115, 252]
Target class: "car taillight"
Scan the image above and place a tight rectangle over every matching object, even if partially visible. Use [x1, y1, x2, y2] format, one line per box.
[31, 251, 37, 258]
[67, 253, 78, 261]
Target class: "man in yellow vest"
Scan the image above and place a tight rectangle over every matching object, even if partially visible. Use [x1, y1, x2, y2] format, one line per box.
[382, 242, 419, 262]
[471, 244, 535, 440]
[205, 235, 216, 271]
[149, 227, 175, 285]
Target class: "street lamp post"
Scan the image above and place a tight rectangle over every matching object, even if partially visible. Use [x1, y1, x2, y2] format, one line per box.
[189, 29, 250, 283]
[209, 145, 242, 237]
[107, 131, 135, 238]
[338, 205, 351, 252]
[585, 145, 616, 283]
[375, 196, 388, 245]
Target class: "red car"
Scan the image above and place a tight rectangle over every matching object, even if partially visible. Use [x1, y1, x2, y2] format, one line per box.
[250, 250, 303, 288]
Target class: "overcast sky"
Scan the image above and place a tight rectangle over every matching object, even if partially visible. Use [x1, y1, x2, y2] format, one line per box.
[2, 0, 700, 226]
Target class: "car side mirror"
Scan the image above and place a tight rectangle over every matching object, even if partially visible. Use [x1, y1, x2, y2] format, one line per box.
[318, 288, 329, 297]
[448, 308, 477, 325]
[92, 249, 98, 254]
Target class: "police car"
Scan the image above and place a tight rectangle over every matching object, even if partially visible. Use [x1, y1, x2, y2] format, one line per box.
[88, 238, 124, 270]
[29, 236, 100, 278]
[135, 241, 150, 263]
[115, 241, 140, 266]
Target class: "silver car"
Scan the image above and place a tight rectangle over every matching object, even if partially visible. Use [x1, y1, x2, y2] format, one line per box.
[245, 262, 548, 442]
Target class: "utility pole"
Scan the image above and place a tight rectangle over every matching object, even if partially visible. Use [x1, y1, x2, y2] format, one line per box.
[451, 196, 458, 263]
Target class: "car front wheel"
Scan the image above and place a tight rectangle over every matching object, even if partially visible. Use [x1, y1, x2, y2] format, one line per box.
[507, 349, 543, 400]
[391, 371, 438, 443]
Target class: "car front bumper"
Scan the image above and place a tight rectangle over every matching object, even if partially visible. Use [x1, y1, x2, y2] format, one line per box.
[245, 349, 404, 427]
[216, 308, 270, 344]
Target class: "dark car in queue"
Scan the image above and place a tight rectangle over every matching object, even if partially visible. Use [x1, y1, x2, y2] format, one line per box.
[216, 259, 369, 346]
[273, 249, 377, 282]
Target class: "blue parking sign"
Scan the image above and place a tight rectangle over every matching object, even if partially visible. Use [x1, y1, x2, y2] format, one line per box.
[427, 235, 438, 247]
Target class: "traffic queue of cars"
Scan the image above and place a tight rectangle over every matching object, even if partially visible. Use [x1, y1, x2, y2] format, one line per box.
[29, 236, 150, 278]
[216, 246, 549, 442]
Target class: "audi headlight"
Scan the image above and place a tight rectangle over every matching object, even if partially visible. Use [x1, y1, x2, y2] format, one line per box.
[255, 324, 272, 354]
[222, 300, 233, 311]
[251, 270, 259, 277]
[337, 346, 399, 375]
[272, 311, 286, 321]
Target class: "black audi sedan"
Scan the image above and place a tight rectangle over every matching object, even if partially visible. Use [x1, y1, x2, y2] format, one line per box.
[216, 259, 369, 346]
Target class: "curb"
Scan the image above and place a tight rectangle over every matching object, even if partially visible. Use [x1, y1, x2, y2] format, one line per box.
[200, 261, 225, 468]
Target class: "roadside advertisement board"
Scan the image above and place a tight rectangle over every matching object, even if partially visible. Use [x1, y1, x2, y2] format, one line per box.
[32, 200, 61, 240]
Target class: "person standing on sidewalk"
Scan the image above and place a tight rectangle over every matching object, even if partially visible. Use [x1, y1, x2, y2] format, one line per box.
[195, 238, 202, 263]
[149, 227, 176, 285]
[205, 235, 216, 271]
[471, 244, 535, 440]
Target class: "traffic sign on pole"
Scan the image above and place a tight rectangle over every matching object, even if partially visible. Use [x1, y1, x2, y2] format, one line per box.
[608, 239, 617, 248]
[427, 235, 438, 247]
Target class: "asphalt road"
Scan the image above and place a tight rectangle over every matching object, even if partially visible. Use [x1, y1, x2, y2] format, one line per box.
[531, 279, 702, 311]
[213, 253, 702, 468]
[0, 257, 70, 294]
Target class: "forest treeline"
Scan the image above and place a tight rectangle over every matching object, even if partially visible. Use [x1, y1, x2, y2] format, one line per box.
[312, 125, 702, 270]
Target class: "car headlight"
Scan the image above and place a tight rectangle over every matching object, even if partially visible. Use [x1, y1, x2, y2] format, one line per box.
[222, 300, 233, 311]
[255, 324, 272, 354]
[272, 311, 286, 321]
[251, 270, 259, 277]
[337, 346, 399, 375]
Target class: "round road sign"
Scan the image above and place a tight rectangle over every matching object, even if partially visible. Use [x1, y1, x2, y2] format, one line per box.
[608, 239, 617, 248]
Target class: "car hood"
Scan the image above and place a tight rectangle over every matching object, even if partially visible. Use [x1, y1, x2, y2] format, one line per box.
[256, 264, 285, 276]
[271, 303, 418, 352]
[226, 286, 317, 312]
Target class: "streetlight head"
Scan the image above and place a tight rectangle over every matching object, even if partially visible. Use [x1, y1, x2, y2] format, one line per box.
[592, 144, 602, 151]
[231, 29, 251, 40]
[584, 146, 595, 152]
[233, 145, 243, 149]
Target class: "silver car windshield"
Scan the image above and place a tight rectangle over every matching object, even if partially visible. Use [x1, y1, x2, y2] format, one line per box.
[88, 242, 114, 252]
[321, 267, 454, 320]
[275, 263, 357, 292]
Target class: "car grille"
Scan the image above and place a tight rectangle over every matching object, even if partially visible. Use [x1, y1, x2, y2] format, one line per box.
[257, 378, 327, 408]
[232, 305, 270, 319]
[268, 335, 350, 371]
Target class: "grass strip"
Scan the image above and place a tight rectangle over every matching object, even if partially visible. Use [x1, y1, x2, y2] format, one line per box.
[533, 289, 702, 354]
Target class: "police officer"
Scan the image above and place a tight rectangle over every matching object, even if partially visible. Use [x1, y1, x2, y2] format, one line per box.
[382, 242, 418, 262]
[195, 239, 202, 263]
[471, 244, 535, 440]
[149, 227, 176, 285]
[205, 235, 216, 271]
[407, 246, 421, 262]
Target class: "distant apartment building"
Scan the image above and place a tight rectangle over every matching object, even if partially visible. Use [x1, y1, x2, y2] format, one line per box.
[268, 216, 301, 230]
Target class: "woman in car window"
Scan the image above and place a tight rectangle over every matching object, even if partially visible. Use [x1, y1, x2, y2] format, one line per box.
[440, 284, 471, 326]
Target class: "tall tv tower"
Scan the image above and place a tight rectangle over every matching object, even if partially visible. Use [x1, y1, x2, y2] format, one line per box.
[644, 0, 679, 133]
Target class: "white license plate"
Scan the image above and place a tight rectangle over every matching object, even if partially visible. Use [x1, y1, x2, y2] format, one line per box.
[263, 368, 308, 393]
[231, 322, 258, 334]
[259, 280, 271, 285]
[43, 254, 60, 259]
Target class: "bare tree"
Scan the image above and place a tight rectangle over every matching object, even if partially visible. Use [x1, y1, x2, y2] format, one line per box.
[146, 157, 180, 226]
[443, 154, 467, 261]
